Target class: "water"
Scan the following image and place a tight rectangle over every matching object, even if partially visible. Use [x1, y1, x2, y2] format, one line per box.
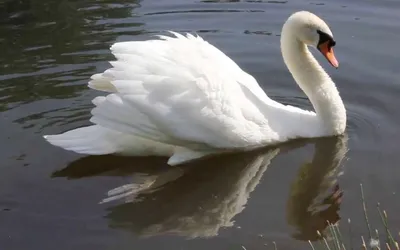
[1, 0, 400, 249]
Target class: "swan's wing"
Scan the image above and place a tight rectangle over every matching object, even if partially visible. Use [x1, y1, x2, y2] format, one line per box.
[88, 32, 279, 150]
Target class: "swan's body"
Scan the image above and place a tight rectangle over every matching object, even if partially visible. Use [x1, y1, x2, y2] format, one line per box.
[44, 11, 346, 165]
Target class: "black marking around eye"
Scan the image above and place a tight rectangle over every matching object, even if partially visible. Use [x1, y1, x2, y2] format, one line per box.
[317, 30, 336, 48]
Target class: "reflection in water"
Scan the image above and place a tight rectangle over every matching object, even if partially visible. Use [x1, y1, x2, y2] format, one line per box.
[55, 147, 280, 238]
[103, 148, 280, 238]
[286, 135, 348, 241]
[52, 155, 170, 179]
[54, 136, 348, 241]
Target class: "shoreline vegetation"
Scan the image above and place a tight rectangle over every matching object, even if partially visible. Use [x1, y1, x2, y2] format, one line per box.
[269, 184, 399, 250]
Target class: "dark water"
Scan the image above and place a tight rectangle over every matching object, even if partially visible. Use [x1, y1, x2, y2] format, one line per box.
[1, 0, 400, 249]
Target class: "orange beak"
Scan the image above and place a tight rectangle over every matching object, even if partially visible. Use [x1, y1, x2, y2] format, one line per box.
[318, 41, 339, 68]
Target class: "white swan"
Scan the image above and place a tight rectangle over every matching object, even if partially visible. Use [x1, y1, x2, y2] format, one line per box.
[44, 11, 346, 165]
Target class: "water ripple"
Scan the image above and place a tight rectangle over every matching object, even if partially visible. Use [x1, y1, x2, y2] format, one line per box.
[201, 0, 287, 3]
[244, 30, 273, 35]
[0, 0, 144, 112]
[144, 9, 265, 15]
[346, 104, 384, 148]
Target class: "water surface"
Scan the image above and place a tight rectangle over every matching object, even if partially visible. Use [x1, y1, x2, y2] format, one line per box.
[1, 0, 400, 249]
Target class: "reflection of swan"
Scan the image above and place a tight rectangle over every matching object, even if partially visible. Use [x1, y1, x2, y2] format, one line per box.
[44, 11, 346, 166]
[103, 148, 280, 238]
[52, 135, 347, 240]
[286, 135, 348, 241]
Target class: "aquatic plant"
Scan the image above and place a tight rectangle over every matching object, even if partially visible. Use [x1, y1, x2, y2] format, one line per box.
[268, 184, 399, 250]
[308, 184, 399, 250]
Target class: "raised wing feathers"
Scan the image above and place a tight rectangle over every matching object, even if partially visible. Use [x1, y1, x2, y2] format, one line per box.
[88, 32, 274, 149]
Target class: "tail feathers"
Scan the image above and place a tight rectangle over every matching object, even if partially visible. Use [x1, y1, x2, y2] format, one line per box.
[44, 126, 118, 155]
[44, 125, 175, 157]
[168, 148, 212, 165]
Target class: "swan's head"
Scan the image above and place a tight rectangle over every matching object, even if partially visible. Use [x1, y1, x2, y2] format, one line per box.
[284, 11, 339, 68]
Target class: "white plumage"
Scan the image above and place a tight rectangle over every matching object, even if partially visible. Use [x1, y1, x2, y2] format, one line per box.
[44, 11, 346, 165]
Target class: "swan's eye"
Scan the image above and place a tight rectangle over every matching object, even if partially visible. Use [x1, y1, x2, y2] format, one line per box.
[317, 30, 335, 48]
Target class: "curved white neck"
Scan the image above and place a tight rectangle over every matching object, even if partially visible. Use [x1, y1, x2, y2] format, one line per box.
[280, 28, 346, 135]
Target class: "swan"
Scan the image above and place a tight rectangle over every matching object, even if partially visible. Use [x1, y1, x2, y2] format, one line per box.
[44, 11, 346, 165]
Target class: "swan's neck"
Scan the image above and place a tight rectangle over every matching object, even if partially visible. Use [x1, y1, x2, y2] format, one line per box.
[280, 30, 346, 135]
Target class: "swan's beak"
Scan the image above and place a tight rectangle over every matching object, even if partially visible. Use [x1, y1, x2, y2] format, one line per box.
[318, 41, 339, 68]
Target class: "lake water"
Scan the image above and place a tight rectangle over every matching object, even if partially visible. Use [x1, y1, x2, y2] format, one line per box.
[1, 0, 400, 249]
